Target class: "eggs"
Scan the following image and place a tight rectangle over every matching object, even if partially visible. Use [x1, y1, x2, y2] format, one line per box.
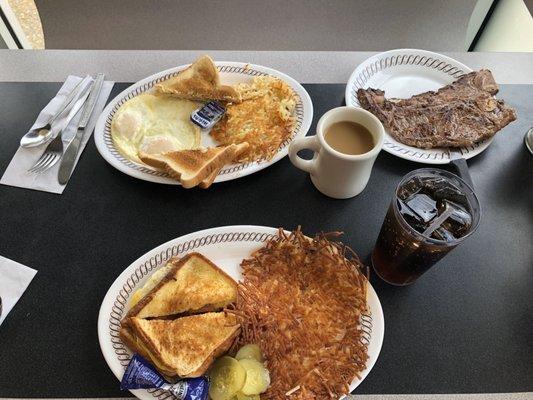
[111, 93, 201, 164]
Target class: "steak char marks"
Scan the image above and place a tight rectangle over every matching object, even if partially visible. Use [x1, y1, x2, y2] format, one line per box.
[357, 70, 517, 149]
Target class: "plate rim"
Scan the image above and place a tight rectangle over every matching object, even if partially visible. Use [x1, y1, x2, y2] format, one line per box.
[94, 62, 313, 185]
[344, 48, 493, 165]
[97, 225, 384, 399]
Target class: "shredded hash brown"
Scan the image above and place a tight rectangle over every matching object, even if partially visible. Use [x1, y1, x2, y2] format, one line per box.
[211, 76, 297, 162]
[230, 228, 369, 399]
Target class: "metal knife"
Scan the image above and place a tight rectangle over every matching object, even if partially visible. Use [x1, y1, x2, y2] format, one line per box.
[58, 73, 105, 185]
[447, 147, 474, 189]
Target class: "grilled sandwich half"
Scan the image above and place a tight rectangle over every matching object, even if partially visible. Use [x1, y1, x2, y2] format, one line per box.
[121, 312, 240, 378]
[126, 252, 238, 319]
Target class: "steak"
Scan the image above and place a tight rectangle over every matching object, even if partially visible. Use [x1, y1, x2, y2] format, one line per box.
[357, 70, 517, 149]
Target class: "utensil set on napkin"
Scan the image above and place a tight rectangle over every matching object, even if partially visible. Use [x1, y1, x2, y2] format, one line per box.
[25, 75, 104, 177]
[0, 75, 114, 194]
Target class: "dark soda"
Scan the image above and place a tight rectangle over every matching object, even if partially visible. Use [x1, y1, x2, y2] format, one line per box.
[372, 169, 480, 285]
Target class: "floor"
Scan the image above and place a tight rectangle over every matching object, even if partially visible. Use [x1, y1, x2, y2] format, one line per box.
[35, 0, 478, 51]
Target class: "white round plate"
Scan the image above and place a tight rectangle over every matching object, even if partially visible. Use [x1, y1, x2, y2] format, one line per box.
[98, 226, 384, 400]
[95, 62, 313, 185]
[345, 49, 492, 164]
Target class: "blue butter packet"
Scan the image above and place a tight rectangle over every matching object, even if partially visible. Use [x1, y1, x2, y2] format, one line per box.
[191, 101, 226, 130]
[121, 354, 166, 389]
[121, 354, 208, 400]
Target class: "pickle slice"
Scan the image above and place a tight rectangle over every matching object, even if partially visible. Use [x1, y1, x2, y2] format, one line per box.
[235, 344, 264, 362]
[238, 358, 270, 395]
[209, 356, 246, 400]
[236, 392, 260, 400]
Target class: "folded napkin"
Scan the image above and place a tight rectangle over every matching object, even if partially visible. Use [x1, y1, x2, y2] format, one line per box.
[0, 255, 37, 326]
[1, 75, 114, 194]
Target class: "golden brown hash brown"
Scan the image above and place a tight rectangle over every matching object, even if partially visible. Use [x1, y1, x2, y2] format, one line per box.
[230, 228, 369, 399]
[210, 76, 297, 162]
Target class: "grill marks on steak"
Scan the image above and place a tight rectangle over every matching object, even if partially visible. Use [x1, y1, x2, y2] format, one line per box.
[357, 70, 517, 149]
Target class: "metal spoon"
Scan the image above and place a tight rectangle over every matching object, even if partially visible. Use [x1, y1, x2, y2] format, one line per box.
[20, 77, 90, 148]
[525, 127, 533, 155]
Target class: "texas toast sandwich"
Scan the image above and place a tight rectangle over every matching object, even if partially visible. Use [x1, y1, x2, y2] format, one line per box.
[120, 252, 240, 378]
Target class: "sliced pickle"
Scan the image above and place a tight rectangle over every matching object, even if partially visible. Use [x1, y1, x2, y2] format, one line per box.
[238, 358, 270, 395]
[236, 392, 260, 400]
[235, 344, 264, 362]
[209, 356, 246, 400]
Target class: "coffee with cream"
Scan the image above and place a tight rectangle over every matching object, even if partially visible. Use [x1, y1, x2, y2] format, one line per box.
[324, 121, 374, 155]
[289, 106, 384, 198]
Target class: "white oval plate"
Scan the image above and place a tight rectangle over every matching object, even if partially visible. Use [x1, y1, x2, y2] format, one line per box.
[345, 49, 493, 164]
[98, 225, 384, 400]
[95, 63, 313, 184]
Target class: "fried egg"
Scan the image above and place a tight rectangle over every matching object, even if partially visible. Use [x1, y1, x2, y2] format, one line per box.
[111, 93, 201, 164]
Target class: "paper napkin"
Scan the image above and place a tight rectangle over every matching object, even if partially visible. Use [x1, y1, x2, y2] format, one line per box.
[0, 255, 37, 326]
[1, 75, 114, 194]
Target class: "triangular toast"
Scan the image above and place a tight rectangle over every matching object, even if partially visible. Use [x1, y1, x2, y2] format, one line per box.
[139, 142, 248, 188]
[126, 253, 237, 319]
[197, 141, 249, 188]
[156, 55, 241, 103]
[121, 312, 240, 378]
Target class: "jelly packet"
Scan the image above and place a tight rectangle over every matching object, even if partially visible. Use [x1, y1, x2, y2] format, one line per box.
[121, 354, 208, 400]
[190, 101, 226, 130]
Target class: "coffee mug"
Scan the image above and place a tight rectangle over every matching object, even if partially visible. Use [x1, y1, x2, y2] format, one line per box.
[289, 106, 384, 199]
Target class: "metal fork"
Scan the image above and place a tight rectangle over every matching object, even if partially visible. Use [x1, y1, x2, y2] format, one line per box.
[27, 133, 65, 173]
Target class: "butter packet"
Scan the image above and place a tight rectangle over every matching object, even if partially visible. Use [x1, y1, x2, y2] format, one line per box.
[191, 101, 225, 130]
[121, 354, 208, 400]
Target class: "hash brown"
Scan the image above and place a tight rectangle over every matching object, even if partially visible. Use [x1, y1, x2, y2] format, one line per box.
[210, 76, 297, 162]
[232, 228, 369, 399]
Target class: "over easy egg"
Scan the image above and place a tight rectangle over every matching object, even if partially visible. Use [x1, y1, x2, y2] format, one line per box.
[111, 93, 201, 164]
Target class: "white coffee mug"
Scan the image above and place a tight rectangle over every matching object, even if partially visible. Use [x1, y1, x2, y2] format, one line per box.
[289, 106, 384, 199]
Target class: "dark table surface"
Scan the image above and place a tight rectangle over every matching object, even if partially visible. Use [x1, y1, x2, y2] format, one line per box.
[0, 83, 531, 397]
